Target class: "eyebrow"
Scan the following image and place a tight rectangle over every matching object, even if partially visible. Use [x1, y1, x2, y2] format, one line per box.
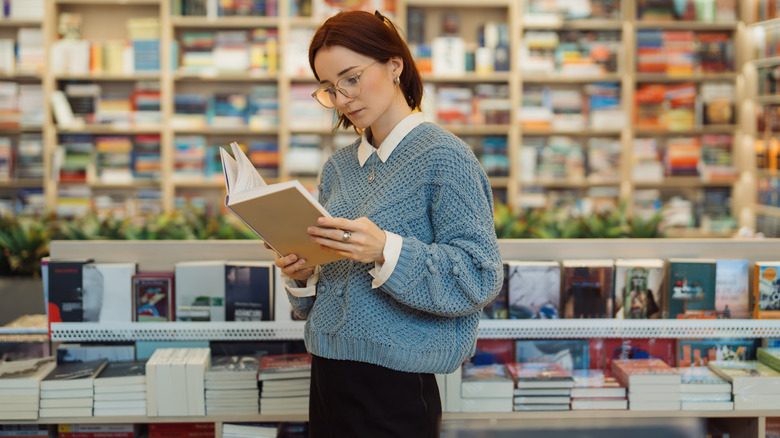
[319, 65, 360, 85]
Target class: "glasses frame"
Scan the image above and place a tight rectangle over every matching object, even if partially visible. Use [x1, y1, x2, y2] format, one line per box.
[311, 61, 379, 108]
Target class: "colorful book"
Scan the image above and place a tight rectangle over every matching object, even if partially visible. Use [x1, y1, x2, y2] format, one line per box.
[225, 261, 274, 321]
[515, 339, 589, 373]
[505, 362, 574, 389]
[714, 259, 749, 319]
[753, 261, 780, 319]
[561, 259, 614, 318]
[132, 271, 175, 322]
[611, 358, 681, 386]
[570, 369, 625, 398]
[667, 258, 717, 319]
[46, 260, 90, 325]
[707, 360, 780, 394]
[257, 354, 311, 381]
[613, 259, 664, 319]
[676, 367, 731, 393]
[506, 261, 561, 319]
[590, 338, 677, 372]
[474, 339, 515, 365]
[677, 339, 757, 367]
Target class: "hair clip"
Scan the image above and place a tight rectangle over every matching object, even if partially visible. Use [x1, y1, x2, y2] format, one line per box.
[374, 10, 385, 21]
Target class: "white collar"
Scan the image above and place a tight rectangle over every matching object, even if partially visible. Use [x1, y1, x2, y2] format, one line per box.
[358, 113, 425, 167]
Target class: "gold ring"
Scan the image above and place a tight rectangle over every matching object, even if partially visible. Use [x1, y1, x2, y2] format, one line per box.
[342, 231, 351, 243]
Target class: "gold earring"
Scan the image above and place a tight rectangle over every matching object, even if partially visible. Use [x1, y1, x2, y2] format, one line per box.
[394, 77, 400, 85]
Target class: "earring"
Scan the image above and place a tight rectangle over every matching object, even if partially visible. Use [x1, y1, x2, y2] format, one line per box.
[393, 77, 400, 85]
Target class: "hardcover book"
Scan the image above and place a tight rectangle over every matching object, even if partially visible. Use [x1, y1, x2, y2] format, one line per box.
[754, 261, 780, 319]
[506, 261, 561, 319]
[611, 358, 680, 386]
[561, 259, 614, 318]
[515, 339, 590, 373]
[677, 339, 757, 367]
[505, 362, 574, 389]
[460, 363, 514, 398]
[613, 259, 665, 319]
[714, 259, 749, 319]
[82, 262, 137, 323]
[220, 142, 343, 268]
[132, 271, 175, 322]
[667, 258, 717, 319]
[590, 338, 676, 372]
[257, 353, 312, 381]
[225, 261, 274, 321]
[570, 369, 625, 398]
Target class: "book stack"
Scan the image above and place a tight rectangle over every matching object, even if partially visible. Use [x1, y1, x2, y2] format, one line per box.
[145, 348, 210, 416]
[205, 355, 260, 416]
[708, 359, 780, 410]
[0, 357, 57, 420]
[676, 367, 733, 410]
[0, 425, 48, 438]
[93, 360, 147, 416]
[570, 369, 627, 410]
[257, 353, 312, 416]
[58, 424, 137, 438]
[460, 363, 514, 413]
[222, 423, 278, 438]
[506, 362, 573, 411]
[612, 358, 681, 410]
[39, 358, 109, 418]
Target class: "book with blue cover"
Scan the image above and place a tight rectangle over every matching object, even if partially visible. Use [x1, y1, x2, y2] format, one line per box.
[515, 339, 590, 373]
[667, 258, 717, 319]
[714, 259, 749, 319]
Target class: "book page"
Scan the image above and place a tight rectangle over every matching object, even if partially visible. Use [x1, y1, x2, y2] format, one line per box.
[220, 148, 238, 194]
[229, 141, 267, 193]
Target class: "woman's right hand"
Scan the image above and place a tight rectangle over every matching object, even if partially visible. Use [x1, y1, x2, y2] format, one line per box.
[264, 242, 316, 284]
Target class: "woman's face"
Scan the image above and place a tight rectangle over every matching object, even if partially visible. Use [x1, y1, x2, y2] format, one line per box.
[313, 45, 400, 131]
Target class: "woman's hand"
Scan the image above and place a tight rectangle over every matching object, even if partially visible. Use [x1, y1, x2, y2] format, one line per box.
[264, 242, 316, 283]
[308, 217, 386, 264]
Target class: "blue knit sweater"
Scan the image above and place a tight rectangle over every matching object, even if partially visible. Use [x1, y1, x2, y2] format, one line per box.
[287, 122, 503, 374]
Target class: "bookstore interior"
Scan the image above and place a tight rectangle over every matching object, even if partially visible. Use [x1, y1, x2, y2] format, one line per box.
[3, 0, 780, 437]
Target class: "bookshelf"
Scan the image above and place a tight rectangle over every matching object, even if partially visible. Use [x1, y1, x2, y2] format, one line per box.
[0, 0, 765, 232]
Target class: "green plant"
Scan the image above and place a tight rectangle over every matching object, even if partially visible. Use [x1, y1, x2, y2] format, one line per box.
[0, 215, 52, 276]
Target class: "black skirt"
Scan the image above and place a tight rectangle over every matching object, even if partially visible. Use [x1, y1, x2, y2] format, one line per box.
[308, 354, 442, 438]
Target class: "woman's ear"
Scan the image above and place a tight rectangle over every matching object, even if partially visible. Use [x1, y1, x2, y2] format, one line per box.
[388, 56, 404, 79]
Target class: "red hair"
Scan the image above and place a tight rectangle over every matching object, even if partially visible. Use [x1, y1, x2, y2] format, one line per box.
[308, 10, 423, 130]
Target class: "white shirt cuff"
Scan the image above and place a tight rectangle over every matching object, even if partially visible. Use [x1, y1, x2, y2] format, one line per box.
[369, 231, 402, 289]
[283, 266, 320, 298]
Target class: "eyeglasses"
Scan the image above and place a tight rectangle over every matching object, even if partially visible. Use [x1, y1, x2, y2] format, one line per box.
[311, 61, 378, 108]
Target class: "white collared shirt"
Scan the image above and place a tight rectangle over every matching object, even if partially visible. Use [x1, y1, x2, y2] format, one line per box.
[284, 112, 426, 297]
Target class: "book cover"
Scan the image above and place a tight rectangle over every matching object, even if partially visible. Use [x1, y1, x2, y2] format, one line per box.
[82, 262, 137, 323]
[505, 362, 574, 389]
[41, 358, 109, 390]
[613, 259, 665, 319]
[667, 258, 717, 319]
[611, 358, 680, 386]
[174, 260, 226, 322]
[515, 339, 589, 373]
[714, 259, 749, 319]
[47, 260, 90, 325]
[206, 355, 260, 381]
[675, 367, 731, 393]
[460, 363, 514, 398]
[0, 357, 57, 389]
[571, 369, 625, 398]
[257, 353, 311, 381]
[677, 339, 757, 367]
[590, 338, 677, 372]
[225, 261, 274, 321]
[132, 271, 175, 322]
[221, 142, 343, 268]
[506, 261, 561, 319]
[94, 360, 147, 386]
[561, 259, 614, 318]
[474, 339, 515, 365]
[754, 262, 780, 319]
[707, 360, 780, 394]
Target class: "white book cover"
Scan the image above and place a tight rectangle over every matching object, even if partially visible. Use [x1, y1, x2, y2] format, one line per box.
[175, 261, 226, 322]
[38, 407, 93, 418]
[93, 407, 146, 417]
[39, 388, 93, 399]
[681, 400, 734, 411]
[96, 383, 146, 394]
[506, 261, 561, 319]
[0, 410, 39, 420]
[186, 347, 210, 415]
[82, 262, 137, 323]
[167, 348, 189, 416]
[95, 391, 145, 401]
[39, 397, 93, 408]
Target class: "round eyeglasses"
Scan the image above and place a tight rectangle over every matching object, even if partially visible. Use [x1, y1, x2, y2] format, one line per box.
[311, 61, 378, 109]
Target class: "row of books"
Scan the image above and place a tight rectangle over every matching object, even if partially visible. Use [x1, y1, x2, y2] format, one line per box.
[636, 30, 733, 75]
[755, 135, 780, 172]
[0, 82, 43, 129]
[521, 30, 620, 75]
[481, 258, 779, 321]
[523, 0, 620, 20]
[172, 86, 278, 130]
[0, 28, 44, 75]
[52, 81, 161, 129]
[45, 259, 276, 326]
[0, 0, 43, 19]
[758, 176, 780, 208]
[0, 134, 43, 180]
[174, 0, 279, 17]
[55, 134, 161, 184]
[520, 82, 624, 131]
[636, 0, 737, 23]
[176, 29, 278, 76]
[635, 82, 735, 131]
[0, 422, 307, 438]
[429, 83, 511, 126]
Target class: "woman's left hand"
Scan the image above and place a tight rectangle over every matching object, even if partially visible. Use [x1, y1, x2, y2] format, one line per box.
[308, 216, 386, 264]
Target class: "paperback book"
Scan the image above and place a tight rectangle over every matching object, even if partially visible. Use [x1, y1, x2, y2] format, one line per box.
[677, 339, 757, 367]
[257, 353, 312, 381]
[225, 261, 274, 321]
[667, 258, 717, 319]
[754, 262, 780, 319]
[41, 358, 109, 391]
[714, 259, 749, 319]
[707, 360, 780, 394]
[613, 259, 664, 319]
[460, 363, 514, 398]
[505, 362, 574, 389]
[561, 259, 614, 318]
[132, 271, 175, 322]
[611, 358, 681, 386]
[505, 261, 561, 319]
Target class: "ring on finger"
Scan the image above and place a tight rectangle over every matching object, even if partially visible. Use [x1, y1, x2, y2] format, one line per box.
[342, 231, 351, 244]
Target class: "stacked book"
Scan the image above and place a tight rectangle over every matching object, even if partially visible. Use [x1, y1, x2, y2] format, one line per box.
[709, 354, 780, 410]
[506, 363, 573, 411]
[222, 423, 278, 438]
[93, 360, 147, 416]
[612, 358, 681, 410]
[459, 363, 513, 413]
[205, 355, 260, 416]
[58, 424, 137, 438]
[257, 353, 312, 416]
[0, 357, 57, 420]
[146, 348, 211, 416]
[570, 369, 627, 410]
[676, 367, 733, 410]
[39, 358, 108, 417]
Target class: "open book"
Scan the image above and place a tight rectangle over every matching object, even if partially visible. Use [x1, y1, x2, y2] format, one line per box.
[220, 142, 344, 268]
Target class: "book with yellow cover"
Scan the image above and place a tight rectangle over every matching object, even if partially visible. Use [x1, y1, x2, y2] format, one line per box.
[220, 142, 344, 268]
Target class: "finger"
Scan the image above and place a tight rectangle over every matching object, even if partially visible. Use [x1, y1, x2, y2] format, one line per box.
[316, 216, 356, 231]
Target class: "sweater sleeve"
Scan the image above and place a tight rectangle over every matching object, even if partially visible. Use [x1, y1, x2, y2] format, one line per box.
[378, 148, 504, 317]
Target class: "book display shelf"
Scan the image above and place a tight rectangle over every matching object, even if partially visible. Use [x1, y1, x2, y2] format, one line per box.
[0, 0, 770, 237]
[0, 239, 762, 436]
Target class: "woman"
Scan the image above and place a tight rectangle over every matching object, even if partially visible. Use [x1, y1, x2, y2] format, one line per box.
[271, 10, 503, 437]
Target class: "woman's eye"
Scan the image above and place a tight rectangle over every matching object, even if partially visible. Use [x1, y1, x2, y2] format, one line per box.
[344, 75, 360, 86]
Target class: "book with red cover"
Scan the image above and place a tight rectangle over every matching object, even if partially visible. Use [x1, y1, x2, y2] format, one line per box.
[257, 353, 312, 381]
[590, 338, 676, 372]
[505, 362, 574, 389]
[570, 369, 626, 398]
[474, 338, 515, 365]
[148, 423, 214, 438]
[611, 358, 681, 386]
[132, 271, 175, 322]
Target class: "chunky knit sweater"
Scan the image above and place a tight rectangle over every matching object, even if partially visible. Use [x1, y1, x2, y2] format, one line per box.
[287, 122, 503, 374]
